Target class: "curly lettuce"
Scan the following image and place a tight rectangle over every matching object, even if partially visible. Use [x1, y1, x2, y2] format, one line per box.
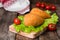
[13, 11, 59, 33]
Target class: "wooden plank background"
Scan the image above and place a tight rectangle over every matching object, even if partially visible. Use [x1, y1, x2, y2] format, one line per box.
[0, 0, 60, 40]
[16, 0, 60, 40]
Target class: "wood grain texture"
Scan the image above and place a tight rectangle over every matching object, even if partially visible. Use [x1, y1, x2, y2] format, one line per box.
[16, 34, 39, 40]
[0, 0, 60, 40]
[16, 0, 60, 40]
[0, 8, 17, 40]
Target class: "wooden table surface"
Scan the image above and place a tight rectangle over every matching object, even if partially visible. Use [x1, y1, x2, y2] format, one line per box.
[0, 3, 60, 40]
[16, 5, 60, 40]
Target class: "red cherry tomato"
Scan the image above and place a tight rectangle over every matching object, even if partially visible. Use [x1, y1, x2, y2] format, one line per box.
[40, 2, 46, 8]
[36, 2, 41, 7]
[40, 3, 45, 8]
[46, 5, 50, 10]
[14, 18, 21, 25]
[48, 23, 56, 31]
[51, 5, 56, 10]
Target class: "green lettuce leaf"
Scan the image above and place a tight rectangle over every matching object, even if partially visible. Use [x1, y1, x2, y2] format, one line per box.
[45, 10, 51, 14]
[13, 11, 58, 33]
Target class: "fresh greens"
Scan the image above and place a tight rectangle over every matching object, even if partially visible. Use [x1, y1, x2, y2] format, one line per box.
[18, 16, 24, 21]
[13, 11, 58, 33]
[45, 10, 51, 14]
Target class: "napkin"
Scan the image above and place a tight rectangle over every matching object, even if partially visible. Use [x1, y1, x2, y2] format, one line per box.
[0, 0, 30, 14]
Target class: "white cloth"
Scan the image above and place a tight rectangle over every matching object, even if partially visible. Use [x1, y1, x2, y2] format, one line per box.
[0, 3, 3, 7]
[0, 0, 30, 14]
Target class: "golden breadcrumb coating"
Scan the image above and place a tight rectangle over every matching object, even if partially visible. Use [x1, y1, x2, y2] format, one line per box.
[24, 13, 44, 26]
[30, 8, 51, 18]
